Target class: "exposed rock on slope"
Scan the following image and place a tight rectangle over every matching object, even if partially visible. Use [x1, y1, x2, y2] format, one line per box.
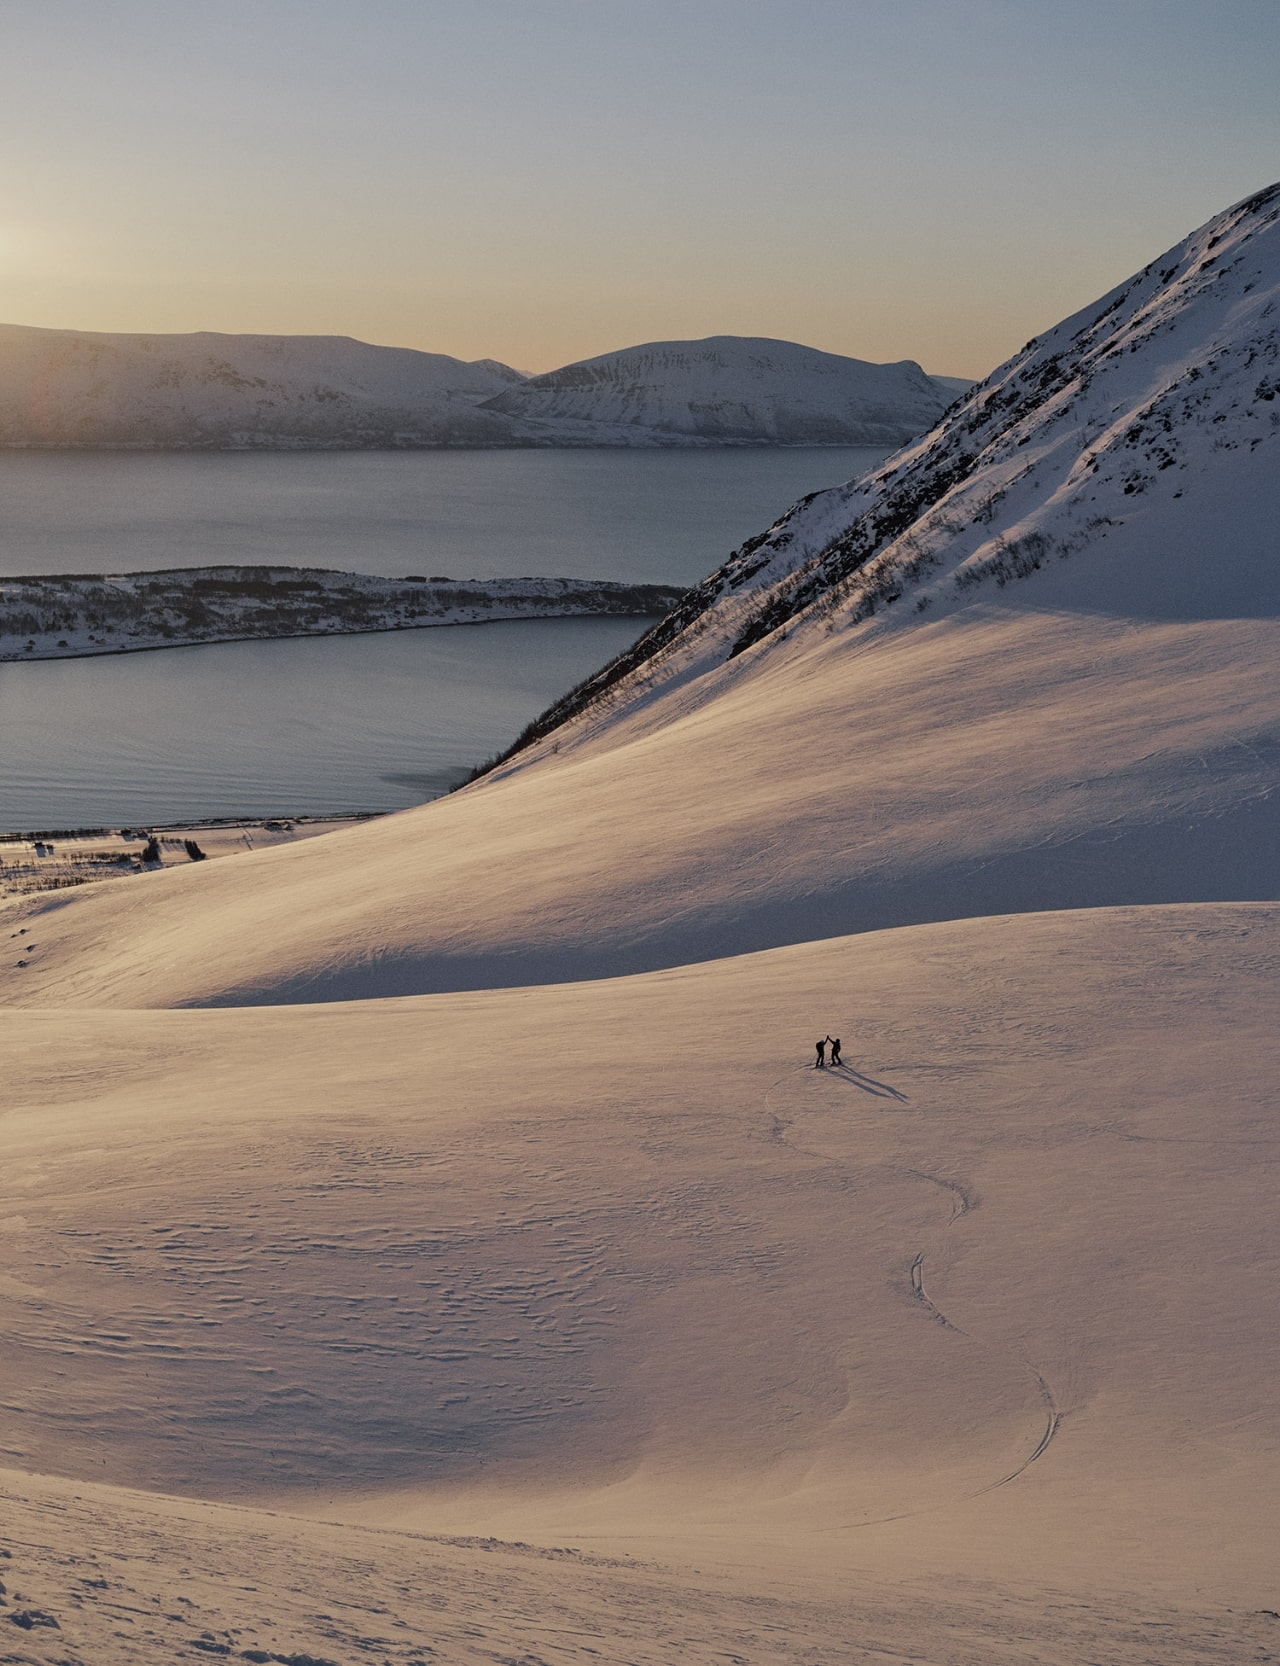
[485, 334, 953, 444]
[1, 187, 1276, 1010]
[515, 183, 1280, 746]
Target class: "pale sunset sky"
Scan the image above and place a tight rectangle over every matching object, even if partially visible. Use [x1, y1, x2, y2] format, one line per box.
[1, 0, 1276, 378]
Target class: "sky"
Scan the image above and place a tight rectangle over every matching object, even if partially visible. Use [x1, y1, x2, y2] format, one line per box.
[0, 0, 1276, 378]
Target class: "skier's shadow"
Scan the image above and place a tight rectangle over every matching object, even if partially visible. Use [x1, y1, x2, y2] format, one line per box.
[829, 1063, 909, 1102]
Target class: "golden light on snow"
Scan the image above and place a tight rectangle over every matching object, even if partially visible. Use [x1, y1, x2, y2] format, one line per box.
[1, 186, 1277, 1665]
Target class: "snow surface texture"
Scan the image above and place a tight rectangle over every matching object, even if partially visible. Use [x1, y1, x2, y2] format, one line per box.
[1, 187, 1278, 1661]
[0, 324, 960, 449]
[1, 909, 1277, 1663]
[0, 568, 681, 663]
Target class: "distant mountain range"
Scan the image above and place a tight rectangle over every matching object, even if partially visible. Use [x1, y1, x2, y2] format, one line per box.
[3, 187, 1275, 1666]
[0, 324, 968, 449]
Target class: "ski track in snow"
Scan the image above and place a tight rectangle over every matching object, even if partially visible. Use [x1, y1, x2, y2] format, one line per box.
[763, 1063, 1063, 1522]
[2, 185, 1279, 1663]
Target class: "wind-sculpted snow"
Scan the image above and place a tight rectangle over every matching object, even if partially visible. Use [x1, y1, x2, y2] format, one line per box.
[3, 189, 1279, 1666]
[3, 909, 1278, 1625]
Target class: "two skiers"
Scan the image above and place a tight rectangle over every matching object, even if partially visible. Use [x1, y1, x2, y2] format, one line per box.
[814, 1035, 842, 1068]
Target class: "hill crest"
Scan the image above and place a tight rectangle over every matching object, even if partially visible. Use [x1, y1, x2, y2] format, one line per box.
[484, 333, 953, 444]
[0, 324, 959, 450]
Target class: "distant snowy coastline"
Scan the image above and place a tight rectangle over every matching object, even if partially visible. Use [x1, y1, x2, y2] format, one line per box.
[0, 326, 968, 450]
[0, 566, 683, 663]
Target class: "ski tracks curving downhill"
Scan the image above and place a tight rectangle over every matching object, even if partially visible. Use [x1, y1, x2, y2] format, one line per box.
[763, 1064, 1061, 1520]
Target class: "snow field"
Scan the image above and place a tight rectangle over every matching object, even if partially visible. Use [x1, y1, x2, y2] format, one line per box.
[2, 907, 1276, 1614]
[5, 593, 1275, 1009]
[1, 186, 1278, 1662]
[2, 1459, 1264, 1666]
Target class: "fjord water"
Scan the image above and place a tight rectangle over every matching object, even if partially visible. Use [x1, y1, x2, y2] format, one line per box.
[1, 617, 652, 829]
[1, 447, 886, 829]
[0, 447, 886, 582]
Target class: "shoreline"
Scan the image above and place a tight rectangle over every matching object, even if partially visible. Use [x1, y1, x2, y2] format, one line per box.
[0, 812, 385, 899]
[0, 567, 681, 665]
[0, 438, 875, 453]
[0, 605, 670, 666]
[0, 809, 385, 842]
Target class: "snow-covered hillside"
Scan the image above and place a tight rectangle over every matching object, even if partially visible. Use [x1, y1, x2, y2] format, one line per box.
[485, 334, 954, 443]
[15, 188, 1272, 1007]
[1, 905, 1275, 1666]
[525, 181, 1280, 729]
[0, 325, 522, 447]
[0, 324, 964, 448]
[2, 186, 1277, 1665]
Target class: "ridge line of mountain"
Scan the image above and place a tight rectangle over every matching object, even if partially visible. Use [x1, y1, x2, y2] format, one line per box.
[470, 180, 1280, 770]
[0, 327, 972, 450]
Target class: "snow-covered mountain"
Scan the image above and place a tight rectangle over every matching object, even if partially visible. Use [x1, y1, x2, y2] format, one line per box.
[485, 334, 955, 444]
[9, 185, 1273, 1007]
[0, 325, 523, 447]
[518, 182, 1280, 743]
[0, 324, 964, 448]
[2, 187, 1278, 1663]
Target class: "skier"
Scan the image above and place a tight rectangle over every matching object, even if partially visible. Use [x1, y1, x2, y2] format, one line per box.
[814, 1038, 827, 1068]
[829, 1037, 842, 1067]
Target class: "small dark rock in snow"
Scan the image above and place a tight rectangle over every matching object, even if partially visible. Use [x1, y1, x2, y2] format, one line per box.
[9, 1607, 60, 1629]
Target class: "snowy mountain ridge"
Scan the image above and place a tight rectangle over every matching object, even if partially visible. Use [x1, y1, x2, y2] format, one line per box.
[511, 182, 1280, 749]
[0, 323, 962, 448]
[2, 187, 1277, 1663]
[483, 335, 955, 444]
[0, 325, 520, 448]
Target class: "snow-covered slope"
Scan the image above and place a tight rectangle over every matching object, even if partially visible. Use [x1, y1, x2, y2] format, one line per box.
[1, 906, 1277, 1654]
[929, 371, 977, 399]
[5, 186, 1274, 1010]
[2, 187, 1278, 1663]
[485, 335, 952, 444]
[0, 325, 523, 447]
[528, 181, 1280, 722]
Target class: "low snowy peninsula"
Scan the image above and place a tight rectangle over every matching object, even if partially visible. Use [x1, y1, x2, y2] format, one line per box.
[0, 565, 684, 662]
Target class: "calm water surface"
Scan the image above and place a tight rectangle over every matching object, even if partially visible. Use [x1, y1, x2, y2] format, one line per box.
[1, 618, 651, 829]
[0, 447, 888, 830]
[0, 447, 885, 584]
